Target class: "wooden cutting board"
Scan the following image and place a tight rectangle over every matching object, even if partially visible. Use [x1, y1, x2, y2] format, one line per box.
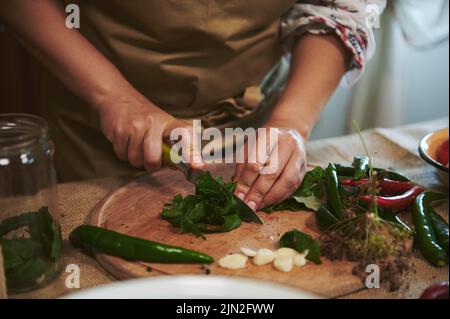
[90, 165, 365, 298]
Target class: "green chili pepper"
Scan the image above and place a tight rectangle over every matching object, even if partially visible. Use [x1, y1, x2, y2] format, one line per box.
[316, 204, 339, 230]
[334, 164, 410, 182]
[412, 192, 447, 267]
[375, 169, 410, 182]
[429, 208, 449, 257]
[325, 163, 344, 219]
[380, 209, 411, 232]
[69, 225, 214, 264]
[352, 155, 370, 180]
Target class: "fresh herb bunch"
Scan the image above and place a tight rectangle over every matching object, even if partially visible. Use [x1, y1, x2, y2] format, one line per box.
[161, 172, 242, 238]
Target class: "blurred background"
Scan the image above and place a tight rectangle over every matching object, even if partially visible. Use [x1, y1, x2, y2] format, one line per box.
[0, 1, 449, 140]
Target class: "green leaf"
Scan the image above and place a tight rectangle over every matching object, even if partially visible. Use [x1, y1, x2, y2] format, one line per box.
[202, 214, 242, 233]
[0, 207, 62, 290]
[262, 198, 304, 213]
[263, 167, 325, 213]
[294, 167, 325, 198]
[0, 238, 41, 270]
[4, 257, 49, 290]
[279, 229, 322, 265]
[292, 196, 323, 211]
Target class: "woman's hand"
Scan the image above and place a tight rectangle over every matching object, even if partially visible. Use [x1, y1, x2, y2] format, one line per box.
[97, 90, 204, 172]
[233, 122, 307, 211]
[232, 34, 350, 211]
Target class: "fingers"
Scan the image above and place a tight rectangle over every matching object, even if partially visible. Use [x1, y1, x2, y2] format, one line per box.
[112, 126, 130, 162]
[233, 129, 307, 211]
[111, 118, 164, 170]
[233, 139, 250, 182]
[259, 155, 307, 209]
[165, 120, 204, 170]
[127, 131, 145, 168]
[233, 163, 245, 182]
[180, 131, 204, 170]
[143, 127, 163, 171]
[240, 140, 294, 210]
[233, 139, 267, 203]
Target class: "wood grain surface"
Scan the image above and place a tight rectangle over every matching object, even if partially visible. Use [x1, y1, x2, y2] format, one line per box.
[90, 165, 370, 298]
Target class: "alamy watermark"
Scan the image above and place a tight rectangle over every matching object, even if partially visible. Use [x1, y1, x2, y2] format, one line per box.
[169, 120, 280, 174]
[65, 4, 80, 29]
[365, 264, 380, 289]
[65, 264, 80, 289]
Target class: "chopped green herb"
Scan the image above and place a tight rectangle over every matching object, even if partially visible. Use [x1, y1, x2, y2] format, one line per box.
[161, 172, 243, 237]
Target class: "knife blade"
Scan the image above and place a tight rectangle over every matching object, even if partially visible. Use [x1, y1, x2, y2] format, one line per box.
[162, 143, 263, 224]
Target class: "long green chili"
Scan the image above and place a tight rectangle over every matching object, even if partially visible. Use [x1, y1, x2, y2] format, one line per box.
[429, 208, 449, 257]
[334, 164, 410, 182]
[412, 192, 447, 267]
[325, 163, 344, 219]
[69, 225, 214, 264]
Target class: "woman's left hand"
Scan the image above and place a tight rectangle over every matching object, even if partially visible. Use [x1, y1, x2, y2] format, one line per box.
[233, 123, 308, 211]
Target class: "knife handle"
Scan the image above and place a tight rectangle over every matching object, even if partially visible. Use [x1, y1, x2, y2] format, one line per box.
[162, 143, 190, 175]
[162, 143, 175, 167]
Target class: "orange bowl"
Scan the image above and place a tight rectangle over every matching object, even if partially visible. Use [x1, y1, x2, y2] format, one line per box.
[419, 128, 449, 187]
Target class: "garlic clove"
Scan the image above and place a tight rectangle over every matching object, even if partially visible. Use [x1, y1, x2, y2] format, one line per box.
[293, 254, 308, 267]
[275, 247, 297, 259]
[240, 247, 257, 257]
[218, 254, 248, 270]
[274, 257, 294, 272]
[253, 248, 275, 266]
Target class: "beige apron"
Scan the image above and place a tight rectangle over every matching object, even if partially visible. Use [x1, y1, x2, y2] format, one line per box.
[38, 0, 295, 181]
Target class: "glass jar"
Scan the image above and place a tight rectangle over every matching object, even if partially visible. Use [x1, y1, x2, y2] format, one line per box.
[0, 114, 62, 293]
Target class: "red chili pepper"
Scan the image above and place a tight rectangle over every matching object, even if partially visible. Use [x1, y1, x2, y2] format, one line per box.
[341, 178, 415, 196]
[420, 281, 449, 299]
[379, 179, 415, 195]
[359, 186, 425, 212]
[341, 178, 369, 187]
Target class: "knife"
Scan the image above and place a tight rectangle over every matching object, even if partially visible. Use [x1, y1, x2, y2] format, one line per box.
[162, 143, 263, 224]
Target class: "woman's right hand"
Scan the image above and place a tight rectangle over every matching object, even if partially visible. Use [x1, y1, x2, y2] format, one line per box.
[96, 90, 204, 172]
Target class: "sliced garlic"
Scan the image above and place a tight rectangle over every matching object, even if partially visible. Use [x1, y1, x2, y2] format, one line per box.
[240, 247, 257, 257]
[274, 257, 294, 272]
[218, 254, 248, 270]
[275, 247, 297, 259]
[253, 248, 275, 266]
[293, 254, 307, 267]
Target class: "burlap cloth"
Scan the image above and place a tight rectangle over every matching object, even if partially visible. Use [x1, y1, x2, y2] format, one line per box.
[6, 118, 449, 299]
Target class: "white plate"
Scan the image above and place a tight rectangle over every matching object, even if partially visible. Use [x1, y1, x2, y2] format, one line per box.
[64, 275, 321, 299]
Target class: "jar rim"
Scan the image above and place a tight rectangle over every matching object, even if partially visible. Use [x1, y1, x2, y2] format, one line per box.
[0, 113, 49, 154]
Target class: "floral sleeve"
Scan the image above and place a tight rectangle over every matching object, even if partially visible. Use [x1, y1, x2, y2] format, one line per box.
[281, 0, 387, 85]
